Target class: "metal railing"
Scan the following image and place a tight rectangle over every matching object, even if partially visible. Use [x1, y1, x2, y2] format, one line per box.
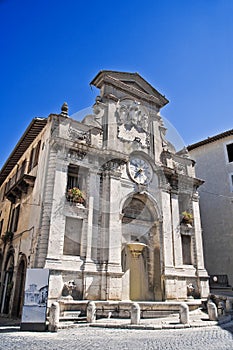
[5, 161, 28, 194]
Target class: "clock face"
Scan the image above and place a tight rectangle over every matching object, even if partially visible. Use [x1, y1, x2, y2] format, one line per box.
[128, 158, 152, 184]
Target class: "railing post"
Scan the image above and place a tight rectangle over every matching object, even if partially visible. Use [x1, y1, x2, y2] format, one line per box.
[48, 302, 60, 332]
[207, 300, 218, 321]
[86, 301, 96, 323]
[179, 302, 189, 324]
[131, 302, 140, 325]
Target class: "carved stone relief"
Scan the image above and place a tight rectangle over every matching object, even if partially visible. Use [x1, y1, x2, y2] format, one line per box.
[101, 159, 125, 173]
[68, 128, 91, 145]
[173, 161, 187, 175]
[67, 149, 87, 161]
[115, 100, 150, 147]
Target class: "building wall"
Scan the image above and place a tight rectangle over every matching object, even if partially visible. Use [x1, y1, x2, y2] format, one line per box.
[0, 119, 52, 315]
[0, 72, 210, 317]
[189, 135, 233, 286]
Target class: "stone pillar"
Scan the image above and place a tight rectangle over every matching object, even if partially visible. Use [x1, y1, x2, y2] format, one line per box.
[100, 162, 123, 300]
[179, 302, 189, 324]
[171, 192, 183, 266]
[192, 198, 205, 269]
[86, 301, 96, 323]
[48, 302, 60, 332]
[161, 190, 174, 268]
[85, 196, 94, 262]
[35, 144, 57, 267]
[46, 158, 67, 261]
[192, 196, 209, 298]
[131, 302, 140, 325]
[207, 300, 218, 321]
[88, 169, 101, 261]
[100, 172, 110, 263]
[108, 174, 122, 270]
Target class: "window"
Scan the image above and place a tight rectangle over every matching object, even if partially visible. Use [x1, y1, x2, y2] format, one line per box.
[226, 143, 233, 163]
[34, 141, 41, 166]
[9, 205, 20, 232]
[28, 141, 41, 173]
[63, 217, 82, 256]
[181, 234, 192, 265]
[16, 159, 27, 182]
[67, 164, 86, 192]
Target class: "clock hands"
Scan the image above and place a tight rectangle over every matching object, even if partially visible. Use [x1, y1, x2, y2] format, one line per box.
[129, 158, 152, 185]
[134, 168, 143, 178]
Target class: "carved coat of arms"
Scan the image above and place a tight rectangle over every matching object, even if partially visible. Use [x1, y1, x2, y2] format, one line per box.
[115, 100, 150, 147]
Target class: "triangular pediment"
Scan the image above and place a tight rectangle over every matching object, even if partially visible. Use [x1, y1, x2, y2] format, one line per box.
[120, 80, 149, 94]
[90, 70, 169, 107]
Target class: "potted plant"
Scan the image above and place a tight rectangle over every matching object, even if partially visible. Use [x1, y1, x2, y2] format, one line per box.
[181, 211, 193, 226]
[67, 187, 85, 205]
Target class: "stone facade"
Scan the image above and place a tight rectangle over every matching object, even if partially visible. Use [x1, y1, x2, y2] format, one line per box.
[0, 71, 209, 317]
[188, 130, 233, 287]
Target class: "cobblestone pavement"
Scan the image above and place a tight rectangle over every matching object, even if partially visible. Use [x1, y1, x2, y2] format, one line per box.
[1, 323, 233, 350]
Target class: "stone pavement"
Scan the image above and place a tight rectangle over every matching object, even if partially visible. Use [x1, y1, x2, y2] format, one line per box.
[0, 309, 233, 350]
[1, 320, 233, 350]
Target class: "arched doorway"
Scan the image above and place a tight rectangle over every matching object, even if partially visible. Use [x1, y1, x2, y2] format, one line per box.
[12, 255, 27, 317]
[0, 252, 14, 314]
[121, 194, 163, 301]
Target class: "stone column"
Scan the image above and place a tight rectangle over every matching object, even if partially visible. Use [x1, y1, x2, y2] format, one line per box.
[192, 198, 205, 269]
[100, 161, 123, 300]
[100, 172, 110, 263]
[108, 174, 122, 269]
[89, 169, 101, 261]
[35, 142, 58, 268]
[83, 196, 96, 271]
[161, 190, 174, 268]
[46, 158, 67, 261]
[192, 195, 209, 298]
[171, 192, 183, 266]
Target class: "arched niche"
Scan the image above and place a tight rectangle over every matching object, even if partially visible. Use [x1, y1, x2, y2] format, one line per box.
[121, 193, 163, 301]
[12, 254, 27, 317]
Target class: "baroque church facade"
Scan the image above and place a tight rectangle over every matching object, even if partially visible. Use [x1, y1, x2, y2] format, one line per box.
[0, 71, 209, 317]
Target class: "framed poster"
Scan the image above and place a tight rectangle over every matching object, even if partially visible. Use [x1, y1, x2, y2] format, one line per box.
[20, 269, 49, 331]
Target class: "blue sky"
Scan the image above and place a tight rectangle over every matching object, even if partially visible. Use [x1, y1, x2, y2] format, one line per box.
[1, 0, 233, 168]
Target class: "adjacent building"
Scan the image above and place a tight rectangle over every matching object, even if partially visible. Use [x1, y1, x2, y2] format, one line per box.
[0, 71, 209, 317]
[188, 130, 233, 288]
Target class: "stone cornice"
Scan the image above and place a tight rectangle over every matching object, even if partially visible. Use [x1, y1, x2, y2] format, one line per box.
[91, 71, 169, 108]
[103, 76, 167, 107]
[162, 166, 204, 192]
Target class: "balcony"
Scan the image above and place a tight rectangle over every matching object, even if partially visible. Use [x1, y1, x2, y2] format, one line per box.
[5, 162, 36, 203]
